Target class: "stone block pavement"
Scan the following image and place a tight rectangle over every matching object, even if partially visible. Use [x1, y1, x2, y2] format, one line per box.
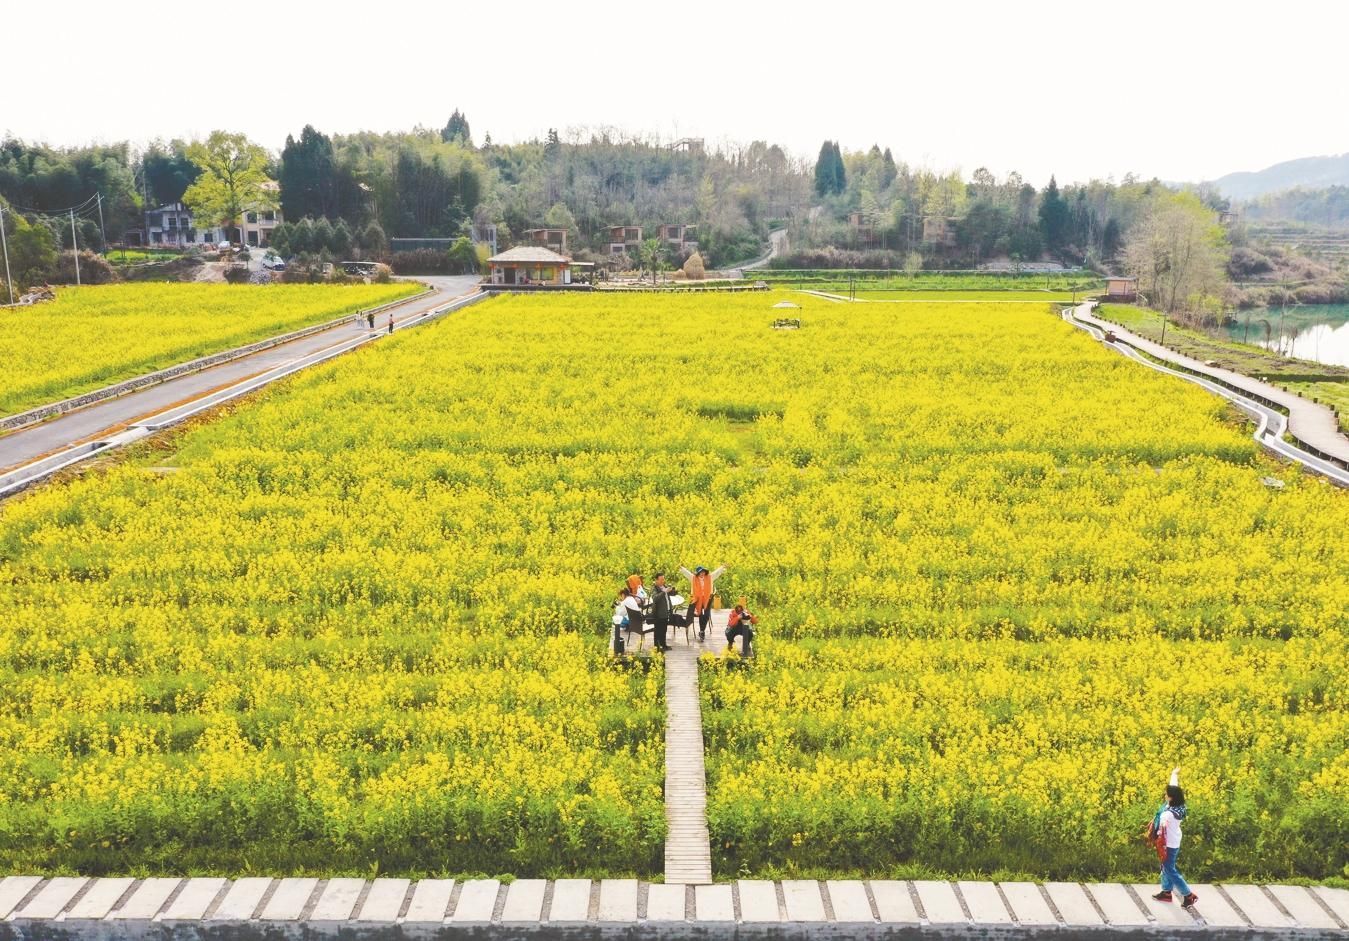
[2, 875, 1345, 937]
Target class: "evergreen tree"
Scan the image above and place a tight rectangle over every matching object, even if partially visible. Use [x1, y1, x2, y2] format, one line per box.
[1038, 175, 1070, 251]
[831, 142, 846, 195]
[881, 147, 898, 188]
[290, 217, 315, 254]
[812, 141, 847, 196]
[1102, 217, 1123, 258]
[359, 221, 387, 254]
[331, 219, 353, 258]
[269, 222, 292, 258]
[442, 110, 472, 146]
[278, 125, 337, 221]
[312, 216, 335, 254]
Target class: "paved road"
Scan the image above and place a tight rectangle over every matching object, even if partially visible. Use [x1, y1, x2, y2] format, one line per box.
[0, 276, 480, 474]
[727, 228, 788, 277]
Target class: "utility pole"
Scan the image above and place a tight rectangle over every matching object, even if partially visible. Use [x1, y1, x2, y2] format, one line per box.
[70, 209, 81, 286]
[96, 193, 107, 252]
[0, 207, 14, 305]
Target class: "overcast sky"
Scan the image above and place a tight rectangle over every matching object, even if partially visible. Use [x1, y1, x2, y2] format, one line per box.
[5, 0, 1343, 187]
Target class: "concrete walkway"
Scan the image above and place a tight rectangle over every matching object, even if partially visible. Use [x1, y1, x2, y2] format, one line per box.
[1076, 303, 1349, 469]
[1067, 304, 1349, 486]
[3, 875, 1344, 936]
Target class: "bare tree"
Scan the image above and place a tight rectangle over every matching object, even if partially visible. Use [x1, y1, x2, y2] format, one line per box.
[1123, 192, 1228, 316]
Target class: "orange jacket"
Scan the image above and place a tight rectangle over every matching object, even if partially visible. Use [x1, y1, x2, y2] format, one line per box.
[691, 572, 712, 611]
[728, 606, 757, 628]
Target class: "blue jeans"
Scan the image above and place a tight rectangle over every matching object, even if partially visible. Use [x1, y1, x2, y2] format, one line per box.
[1160, 846, 1191, 897]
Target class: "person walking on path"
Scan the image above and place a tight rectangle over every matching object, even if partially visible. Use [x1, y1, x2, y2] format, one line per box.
[649, 572, 675, 652]
[1150, 769, 1198, 909]
[366, 310, 375, 330]
[726, 597, 758, 656]
[387, 312, 395, 335]
[679, 564, 726, 643]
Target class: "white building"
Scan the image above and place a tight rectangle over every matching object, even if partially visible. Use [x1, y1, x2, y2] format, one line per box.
[144, 202, 196, 247]
[145, 182, 283, 248]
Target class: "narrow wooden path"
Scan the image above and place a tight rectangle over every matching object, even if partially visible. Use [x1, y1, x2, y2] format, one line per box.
[662, 611, 726, 884]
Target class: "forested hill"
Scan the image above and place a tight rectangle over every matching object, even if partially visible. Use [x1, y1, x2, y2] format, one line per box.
[0, 128, 810, 265]
[1211, 153, 1349, 201]
[475, 132, 808, 262]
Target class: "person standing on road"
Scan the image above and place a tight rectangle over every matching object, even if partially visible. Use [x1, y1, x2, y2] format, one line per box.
[678, 564, 726, 643]
[387, 312, 394, 335]
[1151, 771, 1198, 909]
[366, 310, 375, 329]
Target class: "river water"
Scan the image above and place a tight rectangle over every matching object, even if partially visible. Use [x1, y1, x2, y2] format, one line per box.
[1221, 304, 1349, 368]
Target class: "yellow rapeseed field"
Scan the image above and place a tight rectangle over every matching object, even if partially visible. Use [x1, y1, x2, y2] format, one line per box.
[0, 282, 420, 416]
[0, 291, 1344, 878]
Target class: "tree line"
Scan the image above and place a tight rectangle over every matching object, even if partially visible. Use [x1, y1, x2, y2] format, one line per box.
[0, 122, 1291, 314]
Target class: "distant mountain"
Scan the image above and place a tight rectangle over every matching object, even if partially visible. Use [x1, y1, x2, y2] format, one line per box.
[1211, 153, 1349, 201]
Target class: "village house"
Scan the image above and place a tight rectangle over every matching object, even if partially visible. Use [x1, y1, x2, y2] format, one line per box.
[140, 181, 283, 248]
[487, 246, 575, 286]
[922, 216, 957, 247]
[659, 223, 698, 254]
[143, 202, 196, 247]
[848, 211, 880, 250]
[606, 226, 642, 254]
[523, 228, 568, 254]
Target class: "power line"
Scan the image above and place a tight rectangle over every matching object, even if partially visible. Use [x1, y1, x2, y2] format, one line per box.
[3, 192, 100, 216]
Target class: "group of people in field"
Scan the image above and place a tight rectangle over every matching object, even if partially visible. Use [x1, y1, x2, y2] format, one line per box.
[612, 565, 757, 654]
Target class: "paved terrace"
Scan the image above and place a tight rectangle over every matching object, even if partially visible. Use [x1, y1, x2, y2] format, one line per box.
[2, 875, 1345, 937]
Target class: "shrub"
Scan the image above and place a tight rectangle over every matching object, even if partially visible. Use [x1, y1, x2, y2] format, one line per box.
[51, 251, 117, 285]
[1228, 246, 1274, 278]
[372, 263, 393, 284]
[1294, 281, 1349, 304]
[223, 265, 252, 284]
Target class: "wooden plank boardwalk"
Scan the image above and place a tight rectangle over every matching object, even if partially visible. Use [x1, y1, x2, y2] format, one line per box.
[3, 875, 1344, 934]
[662, 610, 726, 884]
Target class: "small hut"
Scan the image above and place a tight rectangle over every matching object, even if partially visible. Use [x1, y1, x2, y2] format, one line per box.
[1105, 276, 1138, 302]
[487, 247, 573, 286]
